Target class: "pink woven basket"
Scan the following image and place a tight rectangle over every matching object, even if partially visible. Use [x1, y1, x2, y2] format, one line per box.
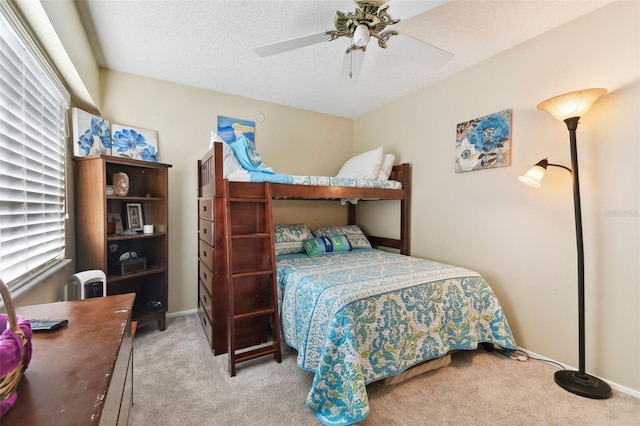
[0, 279, 32, 418]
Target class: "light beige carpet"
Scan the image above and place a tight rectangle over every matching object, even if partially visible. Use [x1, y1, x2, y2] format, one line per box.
[131, 314, 639, 425]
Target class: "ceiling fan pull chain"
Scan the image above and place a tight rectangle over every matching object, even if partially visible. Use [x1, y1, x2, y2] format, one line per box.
[349, 49, 353, 79]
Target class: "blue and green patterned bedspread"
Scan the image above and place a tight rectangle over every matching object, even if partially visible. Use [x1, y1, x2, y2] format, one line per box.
[246, 171, 403, 189]
[276, 249, 516, 425]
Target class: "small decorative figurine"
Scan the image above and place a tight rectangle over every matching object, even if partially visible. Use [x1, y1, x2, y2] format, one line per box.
[113, 172, 129, 196]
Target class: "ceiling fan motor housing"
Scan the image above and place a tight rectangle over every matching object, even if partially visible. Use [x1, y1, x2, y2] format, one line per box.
[330, 3, 400, 48]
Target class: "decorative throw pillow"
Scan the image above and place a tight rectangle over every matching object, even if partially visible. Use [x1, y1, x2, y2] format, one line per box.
[229, 135, 274, 173]
[274, 224, 314, 256]
[303, 235, 352, 257]
[311, 225, 372, 249]
[221, 141, 244, 177]
[377, 153, 396, 181]
[336, 147, 383, 180]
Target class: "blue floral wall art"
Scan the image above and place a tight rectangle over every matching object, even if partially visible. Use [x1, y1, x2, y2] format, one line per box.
[72, 107, 111, 157]
[217, 115, 255, 144]
[455, 109, 512, 172]
[111, 124, 159, 162]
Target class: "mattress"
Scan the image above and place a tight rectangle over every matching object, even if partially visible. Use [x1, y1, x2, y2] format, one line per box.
[227, 169, 402, 189]
[276, 249, 516, 425]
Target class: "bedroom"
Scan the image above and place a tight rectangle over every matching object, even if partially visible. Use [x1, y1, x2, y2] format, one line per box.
[2, 0, 638, 423]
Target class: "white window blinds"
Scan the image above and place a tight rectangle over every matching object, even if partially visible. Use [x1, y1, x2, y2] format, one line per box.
[0, 1, 70, 290]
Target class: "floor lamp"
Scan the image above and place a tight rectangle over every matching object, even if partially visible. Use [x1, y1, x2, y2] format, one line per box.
[518, 88, 612, 399]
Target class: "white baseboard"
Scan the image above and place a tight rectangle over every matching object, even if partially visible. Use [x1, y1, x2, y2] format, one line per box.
[167, 308, 198, 318]
[518, 346, 640, 399]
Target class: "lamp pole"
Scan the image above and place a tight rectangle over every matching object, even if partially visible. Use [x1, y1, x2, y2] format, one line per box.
[553, 116, 611, 399]
[565, 116, 585, 376]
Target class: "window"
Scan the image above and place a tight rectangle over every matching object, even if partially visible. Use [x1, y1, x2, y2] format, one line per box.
[0, 1, 70, 293]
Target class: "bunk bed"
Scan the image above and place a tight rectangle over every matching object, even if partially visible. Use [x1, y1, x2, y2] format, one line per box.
[198, 142, 516, 426]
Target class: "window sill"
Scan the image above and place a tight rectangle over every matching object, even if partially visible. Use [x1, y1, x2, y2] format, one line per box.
[0, 259, 72, 310]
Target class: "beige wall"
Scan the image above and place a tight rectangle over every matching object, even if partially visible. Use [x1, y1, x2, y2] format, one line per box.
[354, 1, 639, 392]
[99, 70, 353, 315]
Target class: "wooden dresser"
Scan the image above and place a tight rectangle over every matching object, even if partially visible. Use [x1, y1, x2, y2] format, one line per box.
[4, 293, 135, 426]
[197, 146, 227, 354]
[197, 146, 270, 356]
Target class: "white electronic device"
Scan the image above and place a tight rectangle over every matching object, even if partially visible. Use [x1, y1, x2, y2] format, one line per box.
[68, 270, 107, 300]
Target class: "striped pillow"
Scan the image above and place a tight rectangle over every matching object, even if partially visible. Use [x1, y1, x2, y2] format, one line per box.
[303, 235, 352, 257]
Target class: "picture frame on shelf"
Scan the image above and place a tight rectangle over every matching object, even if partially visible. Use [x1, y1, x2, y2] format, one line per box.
[107, 212, 124, 234]
[125, 203, 144, 231]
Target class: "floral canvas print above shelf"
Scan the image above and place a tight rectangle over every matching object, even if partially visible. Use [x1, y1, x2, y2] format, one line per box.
[111, 124, 159, 162]
[72, 107, 111, 157]
[455, 109, 512, 172]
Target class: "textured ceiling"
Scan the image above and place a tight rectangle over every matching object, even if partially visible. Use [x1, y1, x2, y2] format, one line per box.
[75, 0, 613, 119]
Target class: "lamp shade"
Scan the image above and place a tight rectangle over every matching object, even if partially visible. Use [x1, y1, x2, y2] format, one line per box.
[518, 159, 548, 188]
[537, 88, 607, 121]
[353, 24, 370, 47]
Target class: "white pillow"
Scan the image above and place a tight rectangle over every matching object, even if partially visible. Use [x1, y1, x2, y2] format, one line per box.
[222, 141, 244, 177]
[377, 153, 396, 181]
[336, 147, 383, 180]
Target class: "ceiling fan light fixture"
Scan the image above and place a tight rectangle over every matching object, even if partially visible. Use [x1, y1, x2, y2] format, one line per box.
[353, 24, 370, 47]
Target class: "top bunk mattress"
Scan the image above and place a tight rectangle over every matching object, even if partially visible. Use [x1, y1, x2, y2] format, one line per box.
[201, 141, 408, 200]
[226, 169, 402, 189]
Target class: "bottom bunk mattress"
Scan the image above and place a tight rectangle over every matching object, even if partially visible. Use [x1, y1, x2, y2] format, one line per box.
[276, 249, 516, 425]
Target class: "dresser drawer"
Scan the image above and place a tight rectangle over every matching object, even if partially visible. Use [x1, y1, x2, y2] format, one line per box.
[199, 260, 214, 295]
[198, 239, 214, 271]
[199, 218, 214, 246]
[199, 279, 213, 319]
[197, 303, 213, 347]
[198, 197, 214, 220]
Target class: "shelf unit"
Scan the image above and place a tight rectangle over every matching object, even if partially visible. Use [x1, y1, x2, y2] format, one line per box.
[74, 155, 172, 330]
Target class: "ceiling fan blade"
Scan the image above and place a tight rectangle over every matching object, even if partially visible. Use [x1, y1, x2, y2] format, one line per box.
[385, 0, 450, 21]
[389, 32, 453, 69]
[253, 32, 332, 57]
[340, 48, 365, 86]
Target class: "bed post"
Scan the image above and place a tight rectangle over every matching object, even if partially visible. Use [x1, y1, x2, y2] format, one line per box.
[347, 203, 356, 226]
[399, 163, 410, 256]
[213, 142, 229, 352]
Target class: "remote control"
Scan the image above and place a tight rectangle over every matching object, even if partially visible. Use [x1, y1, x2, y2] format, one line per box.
[29, 318, 68, 332]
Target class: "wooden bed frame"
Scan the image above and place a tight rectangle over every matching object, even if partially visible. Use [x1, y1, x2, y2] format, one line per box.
[200, 142, 411, 254]
[197, 142, 411, 371]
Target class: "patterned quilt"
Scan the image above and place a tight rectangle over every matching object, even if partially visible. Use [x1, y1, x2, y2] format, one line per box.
[276, 249, 516, 425]
[245, 170, 403, 189]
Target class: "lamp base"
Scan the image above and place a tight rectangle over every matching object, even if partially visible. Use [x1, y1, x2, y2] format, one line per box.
[554, 370, 612, 399]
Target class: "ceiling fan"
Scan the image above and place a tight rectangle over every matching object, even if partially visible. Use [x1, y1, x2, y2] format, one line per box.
[253, 0, 454, 82]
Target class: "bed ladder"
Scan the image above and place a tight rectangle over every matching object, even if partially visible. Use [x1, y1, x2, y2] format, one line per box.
[223, 180, 282, 376]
